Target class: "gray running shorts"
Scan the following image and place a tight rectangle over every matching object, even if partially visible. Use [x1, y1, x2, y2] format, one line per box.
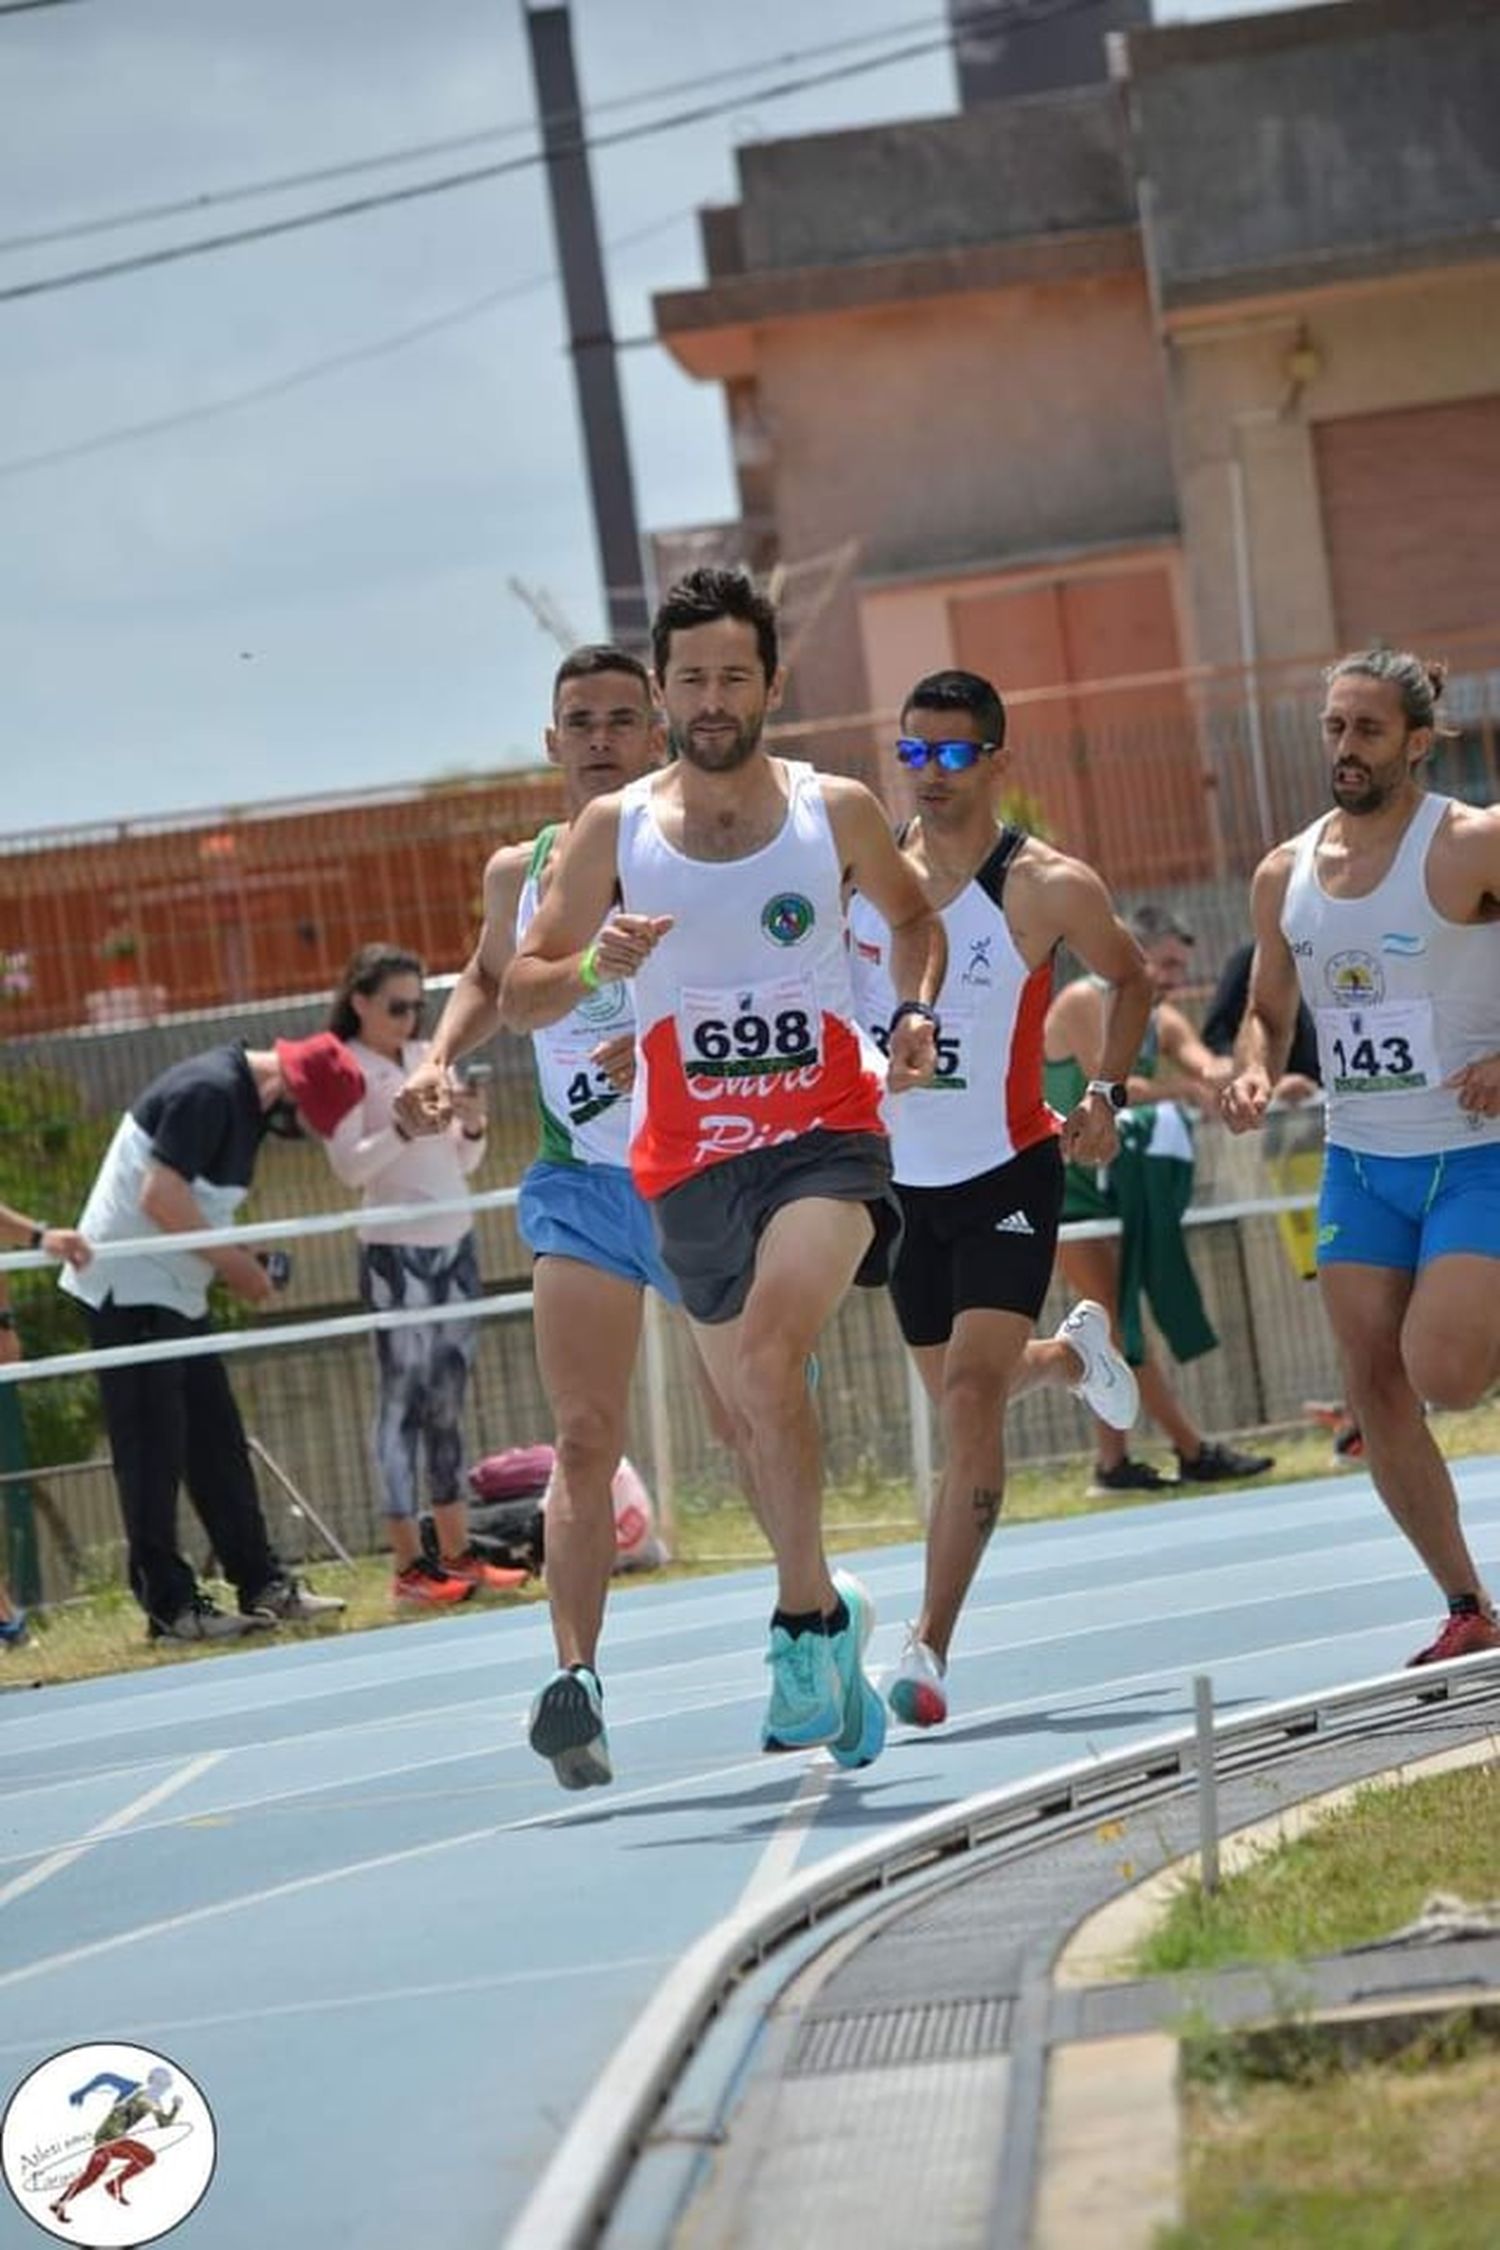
[651, 1129, 902, 1325]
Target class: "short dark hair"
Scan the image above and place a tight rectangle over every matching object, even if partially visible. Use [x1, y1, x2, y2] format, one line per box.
[901, 668, 1006, 749]
[551, 644, 651, 713]
[1128, 902, 1194, 949]
[651, 566, 779, 682]
[328, 943, 423, 1041]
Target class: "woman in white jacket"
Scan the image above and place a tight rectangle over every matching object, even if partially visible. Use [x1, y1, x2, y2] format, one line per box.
[325, 944, 523, 1606]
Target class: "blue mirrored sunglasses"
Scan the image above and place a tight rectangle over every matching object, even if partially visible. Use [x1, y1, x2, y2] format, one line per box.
[894, 737, 998, 771]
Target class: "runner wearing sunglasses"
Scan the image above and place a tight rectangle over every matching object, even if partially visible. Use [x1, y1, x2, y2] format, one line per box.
[847, 668, 1152, 1727]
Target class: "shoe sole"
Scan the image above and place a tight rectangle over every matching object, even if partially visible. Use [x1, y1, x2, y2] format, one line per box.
[888, 1676, 947, 1729]
[828, 1570, 887, 1769]
[530, 1675, 612, 1789]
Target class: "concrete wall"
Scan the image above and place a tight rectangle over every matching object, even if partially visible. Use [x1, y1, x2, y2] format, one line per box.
[1166, 263, 1500, 669]
[737, 90, 1134, 272]
[755, 270, 1175, 725]
[1122, 0, 1500, 304]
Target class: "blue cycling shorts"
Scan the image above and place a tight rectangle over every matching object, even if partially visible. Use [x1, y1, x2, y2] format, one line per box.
[1318, 1140, 1500, 1273]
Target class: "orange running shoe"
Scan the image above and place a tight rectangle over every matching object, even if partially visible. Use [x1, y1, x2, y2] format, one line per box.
[393, 1556, 474, 1608]
[439, 1549, 530, 1595]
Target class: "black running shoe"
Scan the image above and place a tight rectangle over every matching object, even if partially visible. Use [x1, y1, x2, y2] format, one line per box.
[1176, 1440, 1275, 1483]
[1088, 1457, 1169, 1496]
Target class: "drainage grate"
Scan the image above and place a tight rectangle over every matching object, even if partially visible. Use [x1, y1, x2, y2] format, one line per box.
[788, 1997, 1014, 2076]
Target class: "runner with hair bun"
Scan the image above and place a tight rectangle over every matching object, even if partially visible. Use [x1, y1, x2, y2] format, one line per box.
[1223, 647, 1500, 1666]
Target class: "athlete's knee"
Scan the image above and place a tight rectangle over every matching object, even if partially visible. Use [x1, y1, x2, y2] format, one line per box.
[1403, 1335, 1493, 1413]
[941, 1362, 1001, 1444]
[553, 1397, 626, 1488]
[734, 1331, 808, 1423]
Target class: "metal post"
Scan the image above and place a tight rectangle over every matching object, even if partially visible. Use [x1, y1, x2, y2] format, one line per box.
[1227, 443, 1274, 844]
[247, 1435, 355, 1569]
[906, 1351, 935, 1524]
[1193, 1671, 1220, 1895]
[524, 4, 650, 650]
[641, 1291, 677, 1553]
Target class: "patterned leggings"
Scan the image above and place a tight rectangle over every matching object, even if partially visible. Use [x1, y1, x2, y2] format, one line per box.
[359, 1233, 480, 1519]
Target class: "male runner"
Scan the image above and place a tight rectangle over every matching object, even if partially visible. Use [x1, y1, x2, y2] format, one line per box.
[404, 647, 671, 1787]
[504, 568, 947, 1770]
[847, 667, 1150, 1725]
[1223, 647, 1500, 1665]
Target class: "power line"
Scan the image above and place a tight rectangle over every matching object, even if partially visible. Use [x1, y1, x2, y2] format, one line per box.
[4, 0, 1109, 308]
[0, 208, 693, 480]
[0, 10, 961, 258]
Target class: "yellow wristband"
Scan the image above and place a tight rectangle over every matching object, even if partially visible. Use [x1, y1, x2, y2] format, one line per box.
[578, 942, 601, 992]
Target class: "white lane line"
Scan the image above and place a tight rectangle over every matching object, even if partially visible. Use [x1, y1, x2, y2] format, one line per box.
[735, 1766, 833, 1915]
[0, 1752, 224, 1912]
[0, 1949, 678, 2063]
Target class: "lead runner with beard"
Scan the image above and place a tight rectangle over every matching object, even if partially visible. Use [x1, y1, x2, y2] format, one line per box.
[504, 567, 947, 1769]
[1223, 648, 1500, 1667]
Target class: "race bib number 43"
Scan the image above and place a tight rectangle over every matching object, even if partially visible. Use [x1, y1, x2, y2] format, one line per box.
[679, 979, 821, 1080]
[1315, 999, 1439, 1095]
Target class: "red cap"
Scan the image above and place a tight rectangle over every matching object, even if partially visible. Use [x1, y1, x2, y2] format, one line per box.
[274, 1033, 365, 1139]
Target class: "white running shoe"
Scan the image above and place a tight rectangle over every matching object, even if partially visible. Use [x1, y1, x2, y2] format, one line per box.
[886, 1629, 948, 1729]
[1057, 1299, 1139, 1432]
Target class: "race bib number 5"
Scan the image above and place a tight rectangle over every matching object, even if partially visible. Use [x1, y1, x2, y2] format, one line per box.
[1315, 999, 1439, 1095]
[679, 979, 821, 1080]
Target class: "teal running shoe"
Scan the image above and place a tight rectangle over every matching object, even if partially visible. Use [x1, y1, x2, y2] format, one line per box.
[828, 1570, 887, 1769]
[529, 1665, 612, 1790]
[762, 1623, 841, 1751]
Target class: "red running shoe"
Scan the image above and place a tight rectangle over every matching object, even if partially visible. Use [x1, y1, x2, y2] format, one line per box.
[393, 1556, 473, 1608]
[439, 1549, 530, 1595]
[1407, 1608, 1500, 1666]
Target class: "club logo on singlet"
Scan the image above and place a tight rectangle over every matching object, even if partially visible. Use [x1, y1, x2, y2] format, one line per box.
[760, 894, 815, 947]
[575, 980, 629, 1030]
[1325, 950, 1385, 1006]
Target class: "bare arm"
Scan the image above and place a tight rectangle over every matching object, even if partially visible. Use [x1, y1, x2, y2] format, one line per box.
[1221, 847, 1301, 1133]
[1444, 807, 1500, 1116]
[0, 1200, 90, 1269]
[501, 795, 672, 1031]
[139, 1163, 270, 1304]
[826, 779, 946, 1092]
[423, 842, 529, 1074]
[1045, 861, 1153, 1093]
[1153, 1001, 1232, 1107]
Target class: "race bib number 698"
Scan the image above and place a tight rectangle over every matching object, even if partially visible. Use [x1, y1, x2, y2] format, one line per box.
[679, 979, 821, 1080]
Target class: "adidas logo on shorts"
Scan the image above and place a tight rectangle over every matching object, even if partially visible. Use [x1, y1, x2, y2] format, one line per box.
[994, 1210, 1035, 1235]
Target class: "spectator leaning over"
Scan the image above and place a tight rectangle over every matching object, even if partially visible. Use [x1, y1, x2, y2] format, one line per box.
[0, 1200, 91, 1646]
[1044, 903, 1274, 1493]
[323, 945, 523, 1607]
[61, 1037, 352, 1643]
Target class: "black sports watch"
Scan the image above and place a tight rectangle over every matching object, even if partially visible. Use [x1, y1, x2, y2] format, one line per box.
[889, 999, 941, 1038]
[1084, 1078, 1128, 1111]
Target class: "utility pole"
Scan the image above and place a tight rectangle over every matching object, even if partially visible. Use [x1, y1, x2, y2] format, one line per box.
[523, 3, 650, 652]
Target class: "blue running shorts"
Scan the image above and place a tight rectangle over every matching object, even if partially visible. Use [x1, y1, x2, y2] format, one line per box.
[1318, 1140, 1500, 1273]
[518, 1159, 680, 1302]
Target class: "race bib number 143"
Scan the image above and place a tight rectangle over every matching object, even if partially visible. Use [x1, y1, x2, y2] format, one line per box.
[1315, 998, 1439, 1095]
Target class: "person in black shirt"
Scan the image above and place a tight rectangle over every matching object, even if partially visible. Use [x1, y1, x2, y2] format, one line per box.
[1202, 939, 1320, 1094]
[62, 1034, 360, 1642]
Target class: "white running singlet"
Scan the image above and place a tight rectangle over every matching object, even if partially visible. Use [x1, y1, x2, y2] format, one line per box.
[847, 826, 1057, 1187]
[617, 760, 885, 1197]
[1280, 790, 1500, 1156]
[516, 826, 635, 1167]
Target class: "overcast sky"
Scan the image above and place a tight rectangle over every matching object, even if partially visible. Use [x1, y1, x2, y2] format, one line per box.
[2, 0, 1335, 837]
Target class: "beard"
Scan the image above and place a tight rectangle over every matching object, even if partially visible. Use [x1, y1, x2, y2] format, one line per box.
[1329, 762, 1401, 815]
[669, 711, 763, 773]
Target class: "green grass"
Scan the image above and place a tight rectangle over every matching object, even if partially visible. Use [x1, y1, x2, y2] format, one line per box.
[1133, 1762, 1500, 1979]
[1161, 2040, 1500, 2249]
[7, 1394, 1500, 1689]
